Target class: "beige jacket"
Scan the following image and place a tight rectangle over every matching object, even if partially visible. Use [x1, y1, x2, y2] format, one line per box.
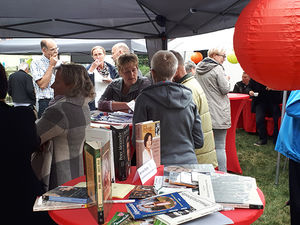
[180, 73, 218, 168]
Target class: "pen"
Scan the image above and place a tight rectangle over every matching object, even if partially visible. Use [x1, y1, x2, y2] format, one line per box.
[106, 199, 135, 203]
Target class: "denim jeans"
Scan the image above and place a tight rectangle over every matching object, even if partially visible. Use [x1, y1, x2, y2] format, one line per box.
[38, 99, 51, 118]
[213, 129, 227, 172]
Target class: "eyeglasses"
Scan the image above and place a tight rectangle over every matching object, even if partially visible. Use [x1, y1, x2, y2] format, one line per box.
[217, 54, 226, 58]
[48, 47, 59, 52]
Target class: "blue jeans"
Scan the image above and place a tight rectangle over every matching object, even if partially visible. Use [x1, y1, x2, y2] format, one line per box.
[38, 99, 51, 118]
[213, 129, 227, 172]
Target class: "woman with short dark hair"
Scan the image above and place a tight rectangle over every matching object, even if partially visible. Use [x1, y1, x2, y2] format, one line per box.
[98, 53, 151, 112]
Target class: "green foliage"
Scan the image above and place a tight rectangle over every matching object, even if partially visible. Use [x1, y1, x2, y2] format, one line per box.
[137, 54, 150, 76]
[236, 129, 290, 225]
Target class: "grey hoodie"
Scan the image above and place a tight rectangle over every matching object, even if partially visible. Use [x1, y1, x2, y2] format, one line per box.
[196, 57, 231, 129]
[133, 82, 203, 165]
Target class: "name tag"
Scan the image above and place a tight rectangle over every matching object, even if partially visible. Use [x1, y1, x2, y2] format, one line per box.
[137, 159, 157, 184]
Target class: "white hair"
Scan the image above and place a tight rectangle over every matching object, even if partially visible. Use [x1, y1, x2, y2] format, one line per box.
[112, 42, 130, 53]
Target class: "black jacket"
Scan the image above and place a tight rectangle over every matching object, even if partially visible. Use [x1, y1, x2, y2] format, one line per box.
[8, 70, 36, 105]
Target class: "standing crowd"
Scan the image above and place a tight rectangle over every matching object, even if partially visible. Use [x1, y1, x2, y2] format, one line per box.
[2, 38, 298, 224]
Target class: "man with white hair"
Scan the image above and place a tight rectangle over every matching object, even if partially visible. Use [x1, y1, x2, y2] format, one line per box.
[111, 42, 144, 78]
[184, 61, 196, 75]
[111, 42, 130, 64]
[133, 50, 203, 165]
[8, 62, 36, 109]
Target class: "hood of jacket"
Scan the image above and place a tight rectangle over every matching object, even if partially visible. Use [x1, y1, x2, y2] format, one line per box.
[196, 57, 221, 75]
[141, 82, 193, 109]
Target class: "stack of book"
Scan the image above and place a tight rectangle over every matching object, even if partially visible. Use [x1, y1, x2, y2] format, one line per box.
[33, 186, 89, 211]
[91, 111, 133, 124]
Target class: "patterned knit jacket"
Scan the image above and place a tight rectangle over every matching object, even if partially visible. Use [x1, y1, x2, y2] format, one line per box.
[35, 95, 91, 190]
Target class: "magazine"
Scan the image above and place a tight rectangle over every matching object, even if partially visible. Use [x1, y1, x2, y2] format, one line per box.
[155, 191, 222, 225]
[126, 192, 190, 219]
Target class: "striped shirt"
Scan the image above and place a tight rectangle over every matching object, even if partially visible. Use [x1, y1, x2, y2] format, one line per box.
[30, 55, 55, 100]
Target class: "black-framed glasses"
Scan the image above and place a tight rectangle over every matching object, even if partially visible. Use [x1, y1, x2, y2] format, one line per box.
[217, 54, 226, 58]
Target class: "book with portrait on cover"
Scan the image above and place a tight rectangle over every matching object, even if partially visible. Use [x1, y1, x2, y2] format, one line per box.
[135, 120, 160, 168]
[126, 192, 190, 220]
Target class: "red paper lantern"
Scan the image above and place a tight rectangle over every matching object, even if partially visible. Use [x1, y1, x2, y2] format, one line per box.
[190, 52, 203, 64]
[234, 0, 300, 90]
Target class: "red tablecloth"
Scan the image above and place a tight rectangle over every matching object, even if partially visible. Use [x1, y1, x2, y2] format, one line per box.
[238, 99, 281, 136]
[49, 166, 265, 225]
[226, 93, 249, 174]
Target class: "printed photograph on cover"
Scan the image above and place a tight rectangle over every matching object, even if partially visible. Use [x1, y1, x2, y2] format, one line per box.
[142, 132, 154, 165]
[135, 121, 160, 168]
[129, 185, 157, 199]
[137, 196, 176, 212]
[167, 206, 197, 218]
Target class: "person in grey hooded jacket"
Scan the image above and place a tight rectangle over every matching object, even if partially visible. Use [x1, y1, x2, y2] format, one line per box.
[133, 50, 204, 165]
[195, 47, 231, 172]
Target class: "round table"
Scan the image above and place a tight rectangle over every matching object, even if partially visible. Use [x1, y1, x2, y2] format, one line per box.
[49, 166, 265, 225]
[226, 93, 250, 174]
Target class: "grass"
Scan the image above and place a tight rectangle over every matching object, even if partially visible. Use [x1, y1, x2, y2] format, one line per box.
[235, 128, 290, 225]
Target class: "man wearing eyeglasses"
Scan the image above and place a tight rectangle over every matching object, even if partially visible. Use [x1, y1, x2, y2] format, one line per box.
[31, 39, 60, 118]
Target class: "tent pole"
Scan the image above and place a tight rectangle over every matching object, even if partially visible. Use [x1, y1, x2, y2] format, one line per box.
[275, 90, 288, 185]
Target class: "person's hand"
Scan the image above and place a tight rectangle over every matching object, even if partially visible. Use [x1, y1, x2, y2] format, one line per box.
[102, 77, 112, 84]
[89, 59, 101, 72]
[49, 54, 58, 67]
[249, 90, 254, 96]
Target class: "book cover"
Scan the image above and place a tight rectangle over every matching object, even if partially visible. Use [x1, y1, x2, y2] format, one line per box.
[210, 173, 264, 209]
[129, 185, 157, 199]
[86, 126, 115, 183]
[126, 192, 190, 220]
[155, 191, 223, 225]
[33, 196, 88, 211]
[135, 120, 160, 168]
[108, 212, 154, 225]
[110, 124, 130, 181]
[42, 186, 88, 204]
[84, 135, 113, 224]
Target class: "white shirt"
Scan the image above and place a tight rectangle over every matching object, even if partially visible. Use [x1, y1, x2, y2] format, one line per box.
[30, 55, 57, 100]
